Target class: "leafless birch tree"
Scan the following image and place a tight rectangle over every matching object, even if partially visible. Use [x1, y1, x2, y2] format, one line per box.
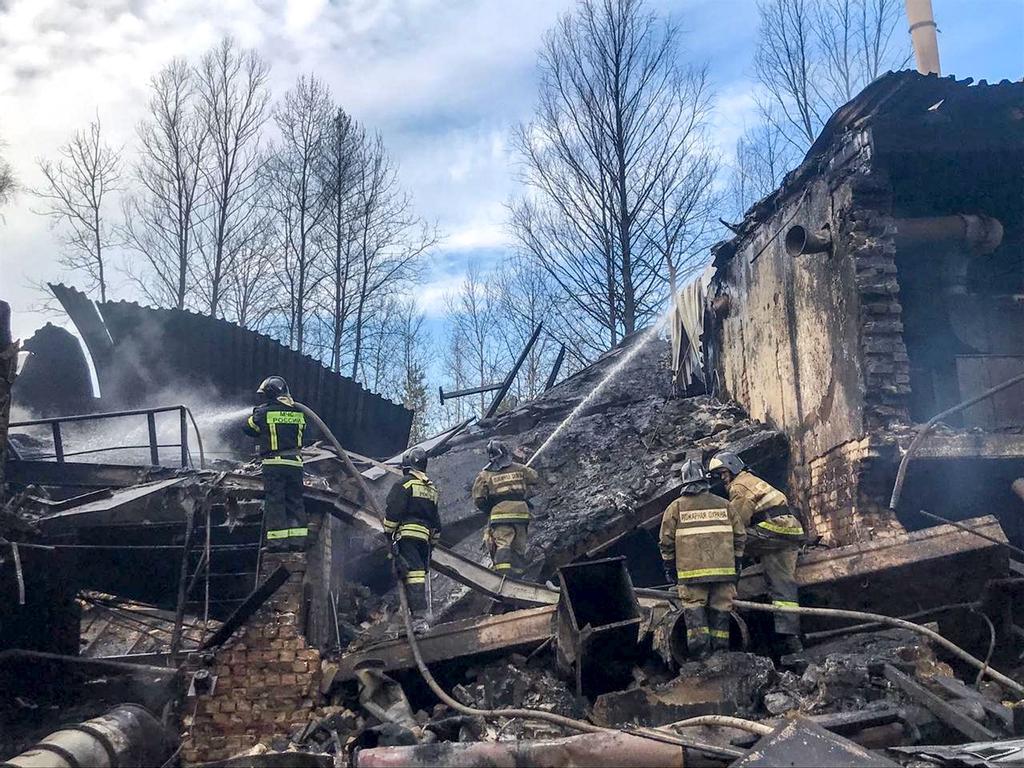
[318, 107, 362, 372]
[194, 37, 271, 318]
[347, 133, 437, 379]
[0, 135, 15, 214]
[266, 74, 332, 353]
[123, 59, 208, 309]
[32, 118, 123, 302]
[754, 0, 909, 152]
[511, 0, 719, 358]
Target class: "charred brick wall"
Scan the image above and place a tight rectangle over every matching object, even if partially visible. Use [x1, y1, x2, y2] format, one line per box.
[181, 551, 321, 764]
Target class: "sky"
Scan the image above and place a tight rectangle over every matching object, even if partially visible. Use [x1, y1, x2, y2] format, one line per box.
[1, 0, 1022, 347]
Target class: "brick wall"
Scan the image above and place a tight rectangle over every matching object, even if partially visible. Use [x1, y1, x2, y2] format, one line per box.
[846, 173, 912, 429]
[181, 551, 321, 764]
[807, 437, 904, 547]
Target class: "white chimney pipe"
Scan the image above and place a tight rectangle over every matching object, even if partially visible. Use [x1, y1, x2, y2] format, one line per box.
[905, 0, 941, 75]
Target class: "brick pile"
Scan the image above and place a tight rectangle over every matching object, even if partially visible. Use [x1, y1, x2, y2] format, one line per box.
[181, 552, 322, 764]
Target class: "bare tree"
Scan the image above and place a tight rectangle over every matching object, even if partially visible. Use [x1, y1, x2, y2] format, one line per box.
[493, 256, 559, 400]
[754, 0, 909, 152]
[123, 59, 208, 309]
[31, 118, 123, 302]
[393, 301, 432, 444]
[511, 0, 718, 358]
[445, 264, 505, 415]
[194, 37, 271, 318]
[266, 74, 332, 353]
[729, 114, 798, 216]
[0, 133, 14, 214]
[348, 133, 437, 380]
[317, 107, 362, 372]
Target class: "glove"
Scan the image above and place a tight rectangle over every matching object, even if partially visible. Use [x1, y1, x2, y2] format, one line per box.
[662, 560, 676, 587]
[735, 556, 744, 583]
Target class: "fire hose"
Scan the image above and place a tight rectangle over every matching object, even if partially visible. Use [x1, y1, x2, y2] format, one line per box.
[293, 402, 753, 759]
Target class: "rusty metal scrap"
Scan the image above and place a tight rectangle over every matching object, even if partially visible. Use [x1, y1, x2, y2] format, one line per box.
[354, 730, 685, 768]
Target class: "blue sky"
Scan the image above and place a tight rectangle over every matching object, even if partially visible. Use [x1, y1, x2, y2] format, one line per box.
[1, 0, 1022, 350]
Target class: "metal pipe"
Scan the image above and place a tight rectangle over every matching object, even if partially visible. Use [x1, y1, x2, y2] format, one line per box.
[10, 404, 191, 428]
[356, 731, 687, 767]
[1, 704, 173, 768]
[893, 215, 1003, 254]
[784, 225, 832, 257]
[484, 323, 543, 419]
[905, 0, 941, 75]
[889, 370, 1024, 511]
[439, 382, 503, 404]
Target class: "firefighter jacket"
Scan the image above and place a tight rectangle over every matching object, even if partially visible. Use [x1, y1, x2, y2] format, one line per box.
[659, 490, 745, 584]
[472, 462, 539, 525]
[243, 396, 305, 468]
[384, 469, 441, 544]
[728, 470, 804, 541]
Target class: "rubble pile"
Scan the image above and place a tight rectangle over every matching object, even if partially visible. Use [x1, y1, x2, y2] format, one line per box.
[417, 333, 787, 613]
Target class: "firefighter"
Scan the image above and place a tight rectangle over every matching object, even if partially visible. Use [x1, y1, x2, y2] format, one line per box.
[383, 447, 441, 634]
[708, 451, 805, 654]
[472, 439, 539, 576]
[243, 376, 308, 553]
[659, 459, 745, 658]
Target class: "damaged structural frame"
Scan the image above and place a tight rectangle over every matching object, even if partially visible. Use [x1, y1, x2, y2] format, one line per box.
[4, 71, 1024, 768]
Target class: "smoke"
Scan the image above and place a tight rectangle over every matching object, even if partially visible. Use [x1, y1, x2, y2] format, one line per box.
[8, 386, 257, 467]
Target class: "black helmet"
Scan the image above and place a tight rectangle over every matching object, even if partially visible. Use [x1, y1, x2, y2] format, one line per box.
[257, 376, 289, 399]
[679, 459, 710, 494]
[708, 451, 745, 477]
[402, 447, 428, 472]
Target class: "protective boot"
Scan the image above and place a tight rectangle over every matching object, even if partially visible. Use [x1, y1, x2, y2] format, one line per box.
[709, 609, 731, 653]
[407, 585, 430, 635]
[411, 610, 431, 635]
[683, 607, 711, 659]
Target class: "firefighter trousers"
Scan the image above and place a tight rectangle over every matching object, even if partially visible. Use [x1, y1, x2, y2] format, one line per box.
[746, 531, 800, 636]
[395, 537, 430, 615]
[486, 523, 528, 575]
[678, 581, 735, 651]
[263, 465, 307, 551]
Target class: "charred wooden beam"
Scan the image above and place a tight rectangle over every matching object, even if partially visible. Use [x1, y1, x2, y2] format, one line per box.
[332, 605, 556, 681]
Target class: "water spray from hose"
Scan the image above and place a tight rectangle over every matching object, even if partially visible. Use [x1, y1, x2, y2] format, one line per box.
[527, 320, 666, 467]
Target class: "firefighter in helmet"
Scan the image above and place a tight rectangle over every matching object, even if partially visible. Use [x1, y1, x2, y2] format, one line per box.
[472, 439, 539, 576]
[243, 376, 308, 552]
[708, 451, 805, 654]
[384, 447, 441, 634]
[660, 459, 745, 657]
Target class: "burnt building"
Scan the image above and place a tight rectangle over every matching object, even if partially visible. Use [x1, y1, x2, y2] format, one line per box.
[707, 72, 1024, 548]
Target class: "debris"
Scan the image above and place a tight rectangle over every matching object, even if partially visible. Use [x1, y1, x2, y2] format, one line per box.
[554, 557, 642, 697]
[354, 730, 686, 768]
[591, 652, 775, 727]
[732, 717, 898, 767]
[883, 664, 999, 743]
[889, 738, 1024, 767]
[355, 669, 417, 730]
[201, 565, 291, 649]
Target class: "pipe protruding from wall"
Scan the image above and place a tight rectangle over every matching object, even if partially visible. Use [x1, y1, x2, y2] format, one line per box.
[893, 214, 1004, 254]
[784, 225, 832, 257]
[905, 0, 941, 75]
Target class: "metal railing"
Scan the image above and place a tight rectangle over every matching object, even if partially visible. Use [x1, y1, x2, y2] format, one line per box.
[10, 405, 205, 469]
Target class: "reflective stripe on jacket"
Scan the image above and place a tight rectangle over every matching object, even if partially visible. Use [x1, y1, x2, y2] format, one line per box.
[472, 462, 539, 525]
[384, 469, 441, 543]
[659, 490, 745, 584]
[728, 471, 804, 541]
[243, 397, 306, 467]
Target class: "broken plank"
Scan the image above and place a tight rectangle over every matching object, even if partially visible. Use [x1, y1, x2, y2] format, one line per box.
[883, 664, 997, 742]
[201, 565, 290, 650]
[333, 605, 556, 681]
[739, 516, 1008, 620]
